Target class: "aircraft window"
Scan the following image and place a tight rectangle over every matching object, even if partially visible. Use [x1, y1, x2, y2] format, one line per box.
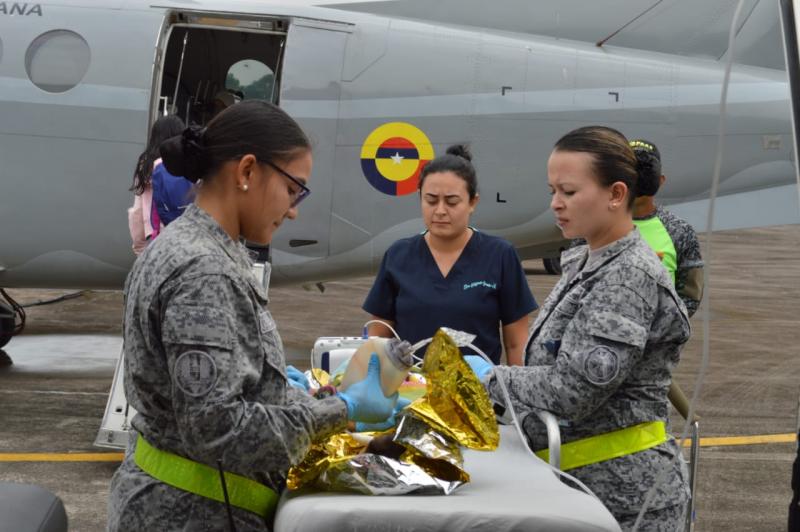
[25, 30, 90, 93]
[226, 59, 274, 101]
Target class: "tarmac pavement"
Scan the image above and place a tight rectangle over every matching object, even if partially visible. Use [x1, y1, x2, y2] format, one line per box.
[0, 225, 798, 531]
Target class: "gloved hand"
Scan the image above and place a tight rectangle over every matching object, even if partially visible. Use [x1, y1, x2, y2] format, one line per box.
[464, 355, 493, 381]
[286, 365, 310, 391]
[337, 354, 398, 423]
[355, 397, 412, 432]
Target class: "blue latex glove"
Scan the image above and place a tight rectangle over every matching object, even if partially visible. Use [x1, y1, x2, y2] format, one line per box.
[337, 354, 398, 423]
[464, 355, 493, 381]
[286, 365, 310, 391]
[355, 397, 412, 432]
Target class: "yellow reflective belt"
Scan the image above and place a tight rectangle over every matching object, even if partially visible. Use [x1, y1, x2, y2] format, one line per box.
[134, 435, 279, 518]
[536, 421, 668, 471]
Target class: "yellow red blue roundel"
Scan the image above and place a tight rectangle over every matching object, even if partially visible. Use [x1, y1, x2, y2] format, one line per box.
[360, 122, 434, 196]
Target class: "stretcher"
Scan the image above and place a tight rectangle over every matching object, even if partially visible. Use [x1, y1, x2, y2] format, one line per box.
[96, 337, 698, 531]
[274, 424, 621, 532]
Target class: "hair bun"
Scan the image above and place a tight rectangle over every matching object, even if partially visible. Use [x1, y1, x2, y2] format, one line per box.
[446, 143, 472, 162]
[159, 126, 208, 183]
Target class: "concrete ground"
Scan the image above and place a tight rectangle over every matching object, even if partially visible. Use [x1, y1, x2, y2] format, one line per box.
[0, 225, 798, 531]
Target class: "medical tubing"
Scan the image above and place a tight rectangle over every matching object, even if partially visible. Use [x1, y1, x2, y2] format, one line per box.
[335, 327, 600, 500]
[632, 0, 746, 528]
[402, 332, 595, 495]
[362, 319, 401, 340]
[464, 342, 601, 503]
[216, 459, 238, 532]
[410, 338, 432, 367]
[361, 319, 429, 367]
[361, 319, 427, 367]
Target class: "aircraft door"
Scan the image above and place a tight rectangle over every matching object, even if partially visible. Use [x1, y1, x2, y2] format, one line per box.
[269, 20, 348, 268]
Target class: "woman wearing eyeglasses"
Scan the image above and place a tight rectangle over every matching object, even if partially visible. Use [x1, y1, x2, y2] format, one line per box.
[363, 144, 538, 365]
[108, 101, 397, 531]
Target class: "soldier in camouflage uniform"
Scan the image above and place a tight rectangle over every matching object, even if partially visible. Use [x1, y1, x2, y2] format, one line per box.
[108, 102, 395, 531]
[468, 126, 690, 530]
[571, 140, 704, 317]
[629, 139, 704, 317]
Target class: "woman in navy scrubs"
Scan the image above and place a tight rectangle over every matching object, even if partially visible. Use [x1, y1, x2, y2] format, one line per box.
[363, 145, 537, 364]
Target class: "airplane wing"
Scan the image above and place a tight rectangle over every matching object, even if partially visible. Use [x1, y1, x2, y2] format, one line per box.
[323, 0, 785, 70]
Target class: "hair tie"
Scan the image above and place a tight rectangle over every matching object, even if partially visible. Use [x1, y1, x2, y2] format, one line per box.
[182, 125, 207, 155]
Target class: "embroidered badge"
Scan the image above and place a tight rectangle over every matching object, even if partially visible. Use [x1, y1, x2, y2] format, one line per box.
[174, 350, 218, 397]
[583, 346, 619, 386]
[462, 280, 497, 291]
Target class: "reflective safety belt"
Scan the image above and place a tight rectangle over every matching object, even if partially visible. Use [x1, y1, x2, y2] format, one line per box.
[536, 421, 668, 471]
[134, 434, 279, 518]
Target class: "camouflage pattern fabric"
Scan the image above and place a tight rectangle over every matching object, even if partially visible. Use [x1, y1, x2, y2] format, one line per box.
[636, 205, 704, 317]
[488, 229, 691, 527]
[108, 204, 347, 531]
[616, 502, 687, 531]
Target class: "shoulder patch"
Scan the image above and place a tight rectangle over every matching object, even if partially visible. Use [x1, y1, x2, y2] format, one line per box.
[174, 350, 218, 397]
[583, 346, 620, 386]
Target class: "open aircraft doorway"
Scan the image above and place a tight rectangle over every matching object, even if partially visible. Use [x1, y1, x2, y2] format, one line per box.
[150, 10, 347, 266]
[156, 14, 287, 125]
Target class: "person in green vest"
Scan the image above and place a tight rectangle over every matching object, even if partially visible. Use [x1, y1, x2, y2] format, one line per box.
[629, 139, 704, 317]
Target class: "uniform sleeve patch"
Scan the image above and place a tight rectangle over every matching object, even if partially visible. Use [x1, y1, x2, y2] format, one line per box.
[583, 346, 619, 386]
[174, 350, 218, 397]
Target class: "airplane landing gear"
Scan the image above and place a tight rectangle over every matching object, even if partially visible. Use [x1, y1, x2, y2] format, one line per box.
[0, 300, 14, 349]
[0, 289, 24, 349]
[543, 256, 562, 275]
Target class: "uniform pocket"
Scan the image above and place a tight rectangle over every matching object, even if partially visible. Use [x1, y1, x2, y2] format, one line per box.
[585, 310, 648, 349]
[162, 304, 235, 350]
[257, 308, 286, 374]
[553, 287, 582, 319]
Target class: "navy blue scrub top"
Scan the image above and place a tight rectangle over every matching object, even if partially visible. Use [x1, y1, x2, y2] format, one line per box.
[363, 230, 538, 363]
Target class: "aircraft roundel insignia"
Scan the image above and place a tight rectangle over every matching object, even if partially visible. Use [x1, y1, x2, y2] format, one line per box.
[360, 122, 434, 196]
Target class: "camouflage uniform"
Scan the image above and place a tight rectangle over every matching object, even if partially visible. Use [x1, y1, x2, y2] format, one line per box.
[108, 204, 347, 531]
[636, 205, 704, 317]
[572, 206, 703, 317]
[488, 229, 690, 530]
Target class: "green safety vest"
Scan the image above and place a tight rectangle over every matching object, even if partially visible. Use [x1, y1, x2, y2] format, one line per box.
[634, 216, 677, 284]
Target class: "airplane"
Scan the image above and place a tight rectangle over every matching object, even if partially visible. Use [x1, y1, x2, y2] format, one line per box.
[0, 0, 796, 352]
[1, 1, 797, 530]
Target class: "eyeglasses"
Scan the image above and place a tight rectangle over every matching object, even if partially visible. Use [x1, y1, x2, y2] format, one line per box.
[264, 160, 311, 207]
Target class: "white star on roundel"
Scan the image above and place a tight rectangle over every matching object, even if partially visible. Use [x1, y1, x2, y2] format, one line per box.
[390, 152, 405, 165]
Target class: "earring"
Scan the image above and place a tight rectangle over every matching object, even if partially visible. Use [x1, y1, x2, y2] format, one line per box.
[242, 184, 249, 192]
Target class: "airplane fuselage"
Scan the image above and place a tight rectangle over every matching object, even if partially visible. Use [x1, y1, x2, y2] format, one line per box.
[0, 0, 792, 289]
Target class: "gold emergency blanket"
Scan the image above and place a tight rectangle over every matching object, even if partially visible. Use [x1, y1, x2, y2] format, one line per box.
[408, 329, 499, 451]
[287, 329, 499, 495]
